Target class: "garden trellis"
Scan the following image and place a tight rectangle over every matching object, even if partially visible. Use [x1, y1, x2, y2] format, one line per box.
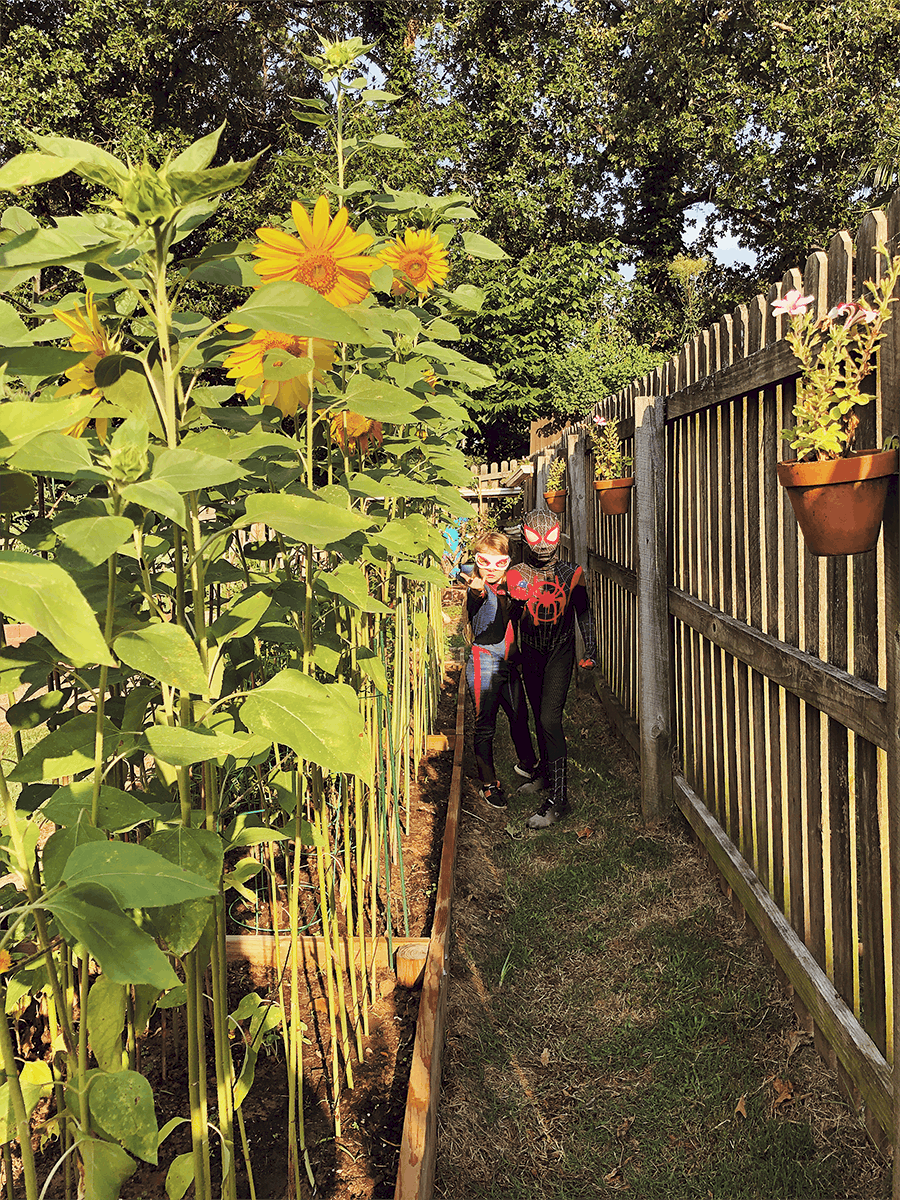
[532, 193, 900, 1168]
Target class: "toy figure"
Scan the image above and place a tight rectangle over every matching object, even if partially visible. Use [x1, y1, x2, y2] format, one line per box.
[462, 531, 537, 809]
[506, 509, 596, 827]
[441, 516, 467, 581]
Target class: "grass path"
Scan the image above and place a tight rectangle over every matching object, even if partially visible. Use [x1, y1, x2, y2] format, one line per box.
[433, 677, 890, 1200]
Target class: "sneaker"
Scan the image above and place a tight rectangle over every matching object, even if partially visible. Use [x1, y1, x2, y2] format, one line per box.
[513, 762, 540, 780]
[516, 773, 549, 795]
[527, 798, 569, 829]
[480, 781, 507, 809]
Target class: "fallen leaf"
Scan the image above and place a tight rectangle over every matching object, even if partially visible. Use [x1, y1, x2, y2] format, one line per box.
[734, 1095, 747, 1118]
[616, 1116, 634, 1139]
[772, 1077, 794, 1108]
[540, 1047, 550, 1066]
[786, 1029, 805, 1057]
[576, 826, 593, 840]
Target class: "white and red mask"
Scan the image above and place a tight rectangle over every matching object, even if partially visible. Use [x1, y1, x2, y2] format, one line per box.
[475, 551, 510, 580]
[522, 510, 561, 567]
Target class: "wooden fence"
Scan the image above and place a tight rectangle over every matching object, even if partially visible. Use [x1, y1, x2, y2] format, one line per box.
[534, 194, 900, 1167]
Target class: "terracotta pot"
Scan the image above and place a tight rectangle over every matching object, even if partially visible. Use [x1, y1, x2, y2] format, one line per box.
[776, 448, 898, 556]
[543, 489, 567, 514]
[594, 477, 634, 515]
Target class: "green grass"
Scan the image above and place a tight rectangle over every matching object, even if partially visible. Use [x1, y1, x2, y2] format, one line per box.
[434, 684, 889, 1200]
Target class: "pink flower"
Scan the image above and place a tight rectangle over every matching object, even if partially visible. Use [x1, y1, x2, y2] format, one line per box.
[772, 289, 814, 318]
[593, 415, 608, 426]
[829, 300, 878, 326]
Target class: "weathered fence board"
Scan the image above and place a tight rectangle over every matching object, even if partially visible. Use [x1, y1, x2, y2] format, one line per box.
[530, 189, 900, 1180]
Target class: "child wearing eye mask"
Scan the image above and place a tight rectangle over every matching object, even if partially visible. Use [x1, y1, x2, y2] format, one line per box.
[460, 531, 537, 809]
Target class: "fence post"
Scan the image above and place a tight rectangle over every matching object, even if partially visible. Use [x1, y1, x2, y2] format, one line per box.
[634, 394, 672, 822]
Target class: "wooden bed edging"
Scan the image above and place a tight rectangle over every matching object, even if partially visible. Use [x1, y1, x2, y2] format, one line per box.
[394, 665, 467, 1200]
[674, 772, 893, 1137]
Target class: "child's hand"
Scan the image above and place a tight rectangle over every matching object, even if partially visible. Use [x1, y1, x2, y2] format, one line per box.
[468, 574, 486, 593]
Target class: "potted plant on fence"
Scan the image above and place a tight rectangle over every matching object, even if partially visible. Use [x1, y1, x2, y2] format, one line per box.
[774, 246, 900, 555]
[543, 455, 567, 513]
[590, 415, 634, 515]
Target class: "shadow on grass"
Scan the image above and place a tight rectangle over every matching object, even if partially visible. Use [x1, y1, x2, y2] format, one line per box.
[435, 683, 890, 1200]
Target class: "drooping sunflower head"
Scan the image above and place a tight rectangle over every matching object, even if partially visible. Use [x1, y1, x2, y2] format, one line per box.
[253, 195, 380, 307]
[329, 411, 383, 454]
[224, 329, 335, 418]
[379, 228, 449, 295]
[53, 293, 116, 440]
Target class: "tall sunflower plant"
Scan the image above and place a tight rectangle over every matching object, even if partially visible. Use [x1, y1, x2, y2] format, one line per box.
[0, 37, 506, 1200]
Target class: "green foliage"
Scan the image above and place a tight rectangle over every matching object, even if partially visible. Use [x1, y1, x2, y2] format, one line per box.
[781, 249, 900, 460]
[0, 40, 495, 1197]
[545, 456, 566, 491]
[588, 417, 632, 482]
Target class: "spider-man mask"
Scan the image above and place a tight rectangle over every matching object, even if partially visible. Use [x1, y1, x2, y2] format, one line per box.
[522, 509, 561, 567]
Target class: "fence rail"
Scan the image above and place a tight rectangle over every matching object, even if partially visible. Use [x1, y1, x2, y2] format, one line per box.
[536, 191, 900, 1161]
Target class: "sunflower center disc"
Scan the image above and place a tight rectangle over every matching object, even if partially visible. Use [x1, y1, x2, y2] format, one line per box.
[298, 252, 339, 295]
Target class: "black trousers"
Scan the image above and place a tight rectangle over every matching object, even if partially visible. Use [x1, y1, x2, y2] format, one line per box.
[467, 646, 535, 783]
[520, 639, 574, 806]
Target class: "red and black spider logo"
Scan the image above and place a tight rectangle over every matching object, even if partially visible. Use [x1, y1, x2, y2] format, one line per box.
[526, 577, 568, 624]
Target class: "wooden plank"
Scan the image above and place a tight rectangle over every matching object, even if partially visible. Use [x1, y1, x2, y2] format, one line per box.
[673, 773, 893, 1138]
[395, 664, 466, 1199]
[667, 338, 799, 420]
[592, 671, 640, 756]
[882, 192, 900, 1200]
[587, 549, 637, 595]
[225, 934, 428, 973]
[824, 231, 854, 1009]
[634, 394, 672, 821]
[667, 589, 889, 749]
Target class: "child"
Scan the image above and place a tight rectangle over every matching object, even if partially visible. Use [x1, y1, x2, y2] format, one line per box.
[461, 531, 538, 809]
[506, 509, 596, 828]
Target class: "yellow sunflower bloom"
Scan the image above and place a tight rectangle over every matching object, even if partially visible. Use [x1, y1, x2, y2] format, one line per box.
[379, 228, 449, 294]
[329, 411, 383, 454]
[253, 196, 380, 307]
[224, 330, 335, 418]
[53, 293, 117, 441]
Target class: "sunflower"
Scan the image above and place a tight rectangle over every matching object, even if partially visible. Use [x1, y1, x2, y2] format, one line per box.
[379, 228, 449, 295]
[329, 411, 383, 454]
[224, 330, 335, 418]
[253, 196, 380, 307]
[53, 293, 117, 441]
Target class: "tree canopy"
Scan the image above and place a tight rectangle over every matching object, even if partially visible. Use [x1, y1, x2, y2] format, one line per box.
[3, 0, 900, 457]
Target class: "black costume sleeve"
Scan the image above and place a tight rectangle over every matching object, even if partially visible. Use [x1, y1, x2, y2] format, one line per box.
[466, 586, 487, 622]
[572, 579, 597, 660]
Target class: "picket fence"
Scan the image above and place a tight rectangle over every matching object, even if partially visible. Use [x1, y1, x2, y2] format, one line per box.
[529, 194, 900, 1169]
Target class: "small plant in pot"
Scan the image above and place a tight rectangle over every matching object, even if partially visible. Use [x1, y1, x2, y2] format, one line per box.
[543, 455, 567, 513]
[589, 415, 634, 515]
[774, 246, 900, 555]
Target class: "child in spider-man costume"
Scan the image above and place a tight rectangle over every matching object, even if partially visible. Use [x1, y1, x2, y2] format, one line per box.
[506, 509, 596, 827]
[461, 531, 538, 809]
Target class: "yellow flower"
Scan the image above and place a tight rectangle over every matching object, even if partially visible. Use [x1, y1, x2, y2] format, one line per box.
[224, 330, 335, 418]
[53, 293, 116, 441]
[253, 196, 380, 306]
[329, 411, 383, 453]
[379, 228, 449, 294]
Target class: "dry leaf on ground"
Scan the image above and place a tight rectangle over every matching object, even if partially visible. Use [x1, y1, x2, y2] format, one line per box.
[734, 1095, 747, 1118]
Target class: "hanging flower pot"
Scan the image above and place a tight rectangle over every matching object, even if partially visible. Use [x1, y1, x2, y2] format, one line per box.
[594, 477, 633, 515]
[543, 489, 567, 514]
[776, 448, 898, 555]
